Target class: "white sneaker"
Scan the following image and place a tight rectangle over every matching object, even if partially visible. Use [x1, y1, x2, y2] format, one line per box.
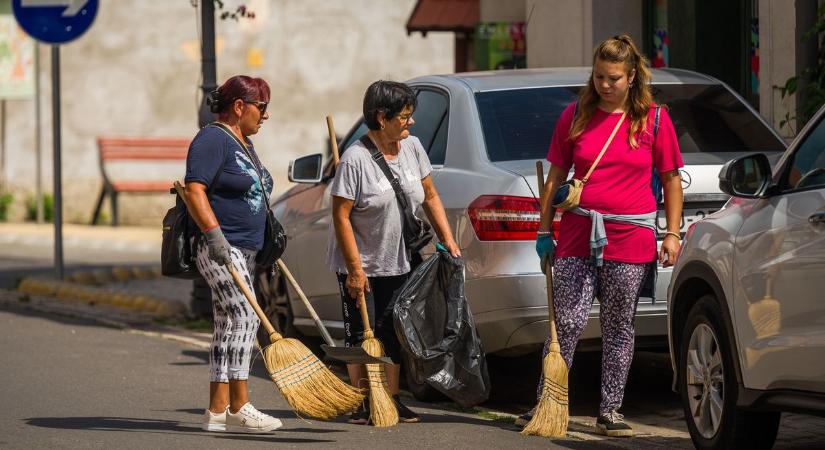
[226, 403, 282, 433]
[202, 407, 227, 432]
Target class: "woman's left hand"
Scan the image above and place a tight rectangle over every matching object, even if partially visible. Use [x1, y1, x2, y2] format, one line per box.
[660, 234, 681, 268]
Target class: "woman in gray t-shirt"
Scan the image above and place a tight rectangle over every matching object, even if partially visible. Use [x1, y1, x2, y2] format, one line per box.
[327, 80, 460, 424]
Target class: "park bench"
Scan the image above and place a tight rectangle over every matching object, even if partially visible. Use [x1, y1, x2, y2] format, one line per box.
[91, 137, 190, 226]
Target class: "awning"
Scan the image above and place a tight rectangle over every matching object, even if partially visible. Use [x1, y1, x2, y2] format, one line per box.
[406, 0, 479, 35]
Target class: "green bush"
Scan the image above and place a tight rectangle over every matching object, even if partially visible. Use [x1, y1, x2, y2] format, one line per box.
[781, 3, 825, 132]
[25, 193, 53, 222]
[0, 192, 12, 222]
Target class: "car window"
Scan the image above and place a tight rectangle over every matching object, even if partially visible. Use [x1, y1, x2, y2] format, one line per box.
[476, 87, 578, 162]
[475, 84, 785, 163]
[429, 115, 448, 165]
[409, 89, 448, 165]
[341, 121, 368, 154]
[783, 115, 825, 191]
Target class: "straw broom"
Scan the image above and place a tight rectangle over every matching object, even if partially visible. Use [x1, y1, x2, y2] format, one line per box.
[173, 181, 363, 420]
[522, 161, 569, 438]
[356, 291, 399, 427]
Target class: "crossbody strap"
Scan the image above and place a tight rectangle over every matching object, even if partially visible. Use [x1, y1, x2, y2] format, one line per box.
[359, 135, 410, 210]
[581, 112, 626, 184]
[211, 122, 272, 208]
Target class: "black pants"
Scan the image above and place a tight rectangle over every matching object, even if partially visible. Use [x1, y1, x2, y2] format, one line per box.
[337, 272, 409, 364]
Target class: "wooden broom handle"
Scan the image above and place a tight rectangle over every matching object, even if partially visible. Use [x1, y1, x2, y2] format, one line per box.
[173, 181, 280, 339]
[357, 291, 373, 334]
[276, 259, 335, 346]
[326, 115, 340, 167]
[536, 162, 559, 345]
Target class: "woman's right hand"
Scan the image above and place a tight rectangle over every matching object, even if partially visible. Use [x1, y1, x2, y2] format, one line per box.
[535, 233, 556, 272]
[346, 269, 370, 301]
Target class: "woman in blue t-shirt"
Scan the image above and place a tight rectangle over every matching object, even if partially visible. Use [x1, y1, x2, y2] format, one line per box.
[183, 75, 280, 433]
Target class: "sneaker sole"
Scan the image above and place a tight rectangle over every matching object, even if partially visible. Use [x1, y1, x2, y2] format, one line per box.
[202, 423, 226, 432]
[596, 424, 634, 438]
[226, 423, 282, 433]
[514, 418, 529, 427]
[399, 417, 420, 423]
[347, 418, 369, 425]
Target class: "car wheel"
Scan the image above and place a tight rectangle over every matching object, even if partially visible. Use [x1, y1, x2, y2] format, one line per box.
[402, 348, 447, 403]
[679, 295, 780, 450]
[254, 267, 296, 348]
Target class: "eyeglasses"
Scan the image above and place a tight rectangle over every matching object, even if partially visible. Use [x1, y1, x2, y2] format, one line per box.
[397, 113, 413, 124]
[244, 100, 268, 115]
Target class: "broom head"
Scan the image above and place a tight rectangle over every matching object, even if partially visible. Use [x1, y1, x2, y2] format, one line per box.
[264, 334, 364, 420]
[362, 330, 399, 427]
[522, 342, 569, 437]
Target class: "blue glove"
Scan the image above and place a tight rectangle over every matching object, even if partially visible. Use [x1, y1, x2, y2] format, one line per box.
[436, 242, 448, 253]
[535, 234, 556, 271]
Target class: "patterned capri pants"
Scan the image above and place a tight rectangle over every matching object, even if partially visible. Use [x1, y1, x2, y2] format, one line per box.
[195, 240, 261, 382]
[537, 257, 649, 415]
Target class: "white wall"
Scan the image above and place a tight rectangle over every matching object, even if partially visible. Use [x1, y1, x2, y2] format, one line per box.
[2, 0, 453, 224]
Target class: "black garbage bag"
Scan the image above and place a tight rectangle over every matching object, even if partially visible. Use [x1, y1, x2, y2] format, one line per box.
[393, 250, 490, 407]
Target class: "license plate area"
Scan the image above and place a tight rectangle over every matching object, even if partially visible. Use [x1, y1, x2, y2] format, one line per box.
[655, 201, 725, 237]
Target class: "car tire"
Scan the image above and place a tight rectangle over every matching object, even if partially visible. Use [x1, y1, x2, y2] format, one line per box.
[254, 267, 297, 348]
[679, 295, 780, 450]
[401, 348, 447, 403]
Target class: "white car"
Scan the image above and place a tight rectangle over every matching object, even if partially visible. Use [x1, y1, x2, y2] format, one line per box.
[668, 104, 825, 449]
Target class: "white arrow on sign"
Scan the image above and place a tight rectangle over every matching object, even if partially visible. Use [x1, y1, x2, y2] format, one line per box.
[20, 0, 89, 17]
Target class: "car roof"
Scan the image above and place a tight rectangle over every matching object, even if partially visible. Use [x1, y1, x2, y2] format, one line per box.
[409, 67, 719, 92]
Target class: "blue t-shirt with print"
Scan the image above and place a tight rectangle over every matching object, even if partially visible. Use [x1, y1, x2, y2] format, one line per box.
[185, 125, 273, 251]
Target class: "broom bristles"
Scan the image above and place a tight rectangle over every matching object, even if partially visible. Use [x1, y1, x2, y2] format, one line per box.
[522, 343, 569, 438]
[362, 330, 399, 427]
[264, 337, 364, 420]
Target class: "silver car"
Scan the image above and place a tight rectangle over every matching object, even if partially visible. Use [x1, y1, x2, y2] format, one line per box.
[260, 67, 785, 395]
[667, 104, 825, 450]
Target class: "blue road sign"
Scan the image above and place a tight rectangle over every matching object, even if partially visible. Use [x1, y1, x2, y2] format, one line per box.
[12, 0, 98, 44]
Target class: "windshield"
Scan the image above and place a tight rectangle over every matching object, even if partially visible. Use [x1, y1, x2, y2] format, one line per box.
[476, 84, 786, 163]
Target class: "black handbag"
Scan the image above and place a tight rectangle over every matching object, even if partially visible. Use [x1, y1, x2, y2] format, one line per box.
[360, 135, 433, 259]
[161, 146, 225, 279]
[211, 122, 287, 267]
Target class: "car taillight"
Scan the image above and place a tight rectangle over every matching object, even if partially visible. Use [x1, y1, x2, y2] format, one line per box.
[467, 195, 561, 241]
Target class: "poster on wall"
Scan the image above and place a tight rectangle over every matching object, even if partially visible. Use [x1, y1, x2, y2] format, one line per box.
[0, 13, 34, 99]
[475, 22, 526, 71]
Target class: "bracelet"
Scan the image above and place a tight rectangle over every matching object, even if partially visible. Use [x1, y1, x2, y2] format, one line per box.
[664, 231, 681, 240]
[537, 230, 553, 236]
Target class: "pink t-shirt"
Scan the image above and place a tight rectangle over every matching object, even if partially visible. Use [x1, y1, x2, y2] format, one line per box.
[547, 102, 683, 264]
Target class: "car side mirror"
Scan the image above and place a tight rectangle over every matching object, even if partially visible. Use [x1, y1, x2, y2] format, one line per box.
[288, 153, 323, 183]
[718, 153, 771, 198]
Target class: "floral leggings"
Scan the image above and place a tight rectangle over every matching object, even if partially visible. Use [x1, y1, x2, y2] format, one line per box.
[195, 240, 261, 382]
[537, 257, 649, 415]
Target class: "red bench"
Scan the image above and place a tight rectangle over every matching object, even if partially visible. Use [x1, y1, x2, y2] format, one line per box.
[91, 137, 190, 226]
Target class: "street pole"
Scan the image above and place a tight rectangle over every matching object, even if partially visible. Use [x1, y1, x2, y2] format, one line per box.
[198, 0, 217, 128]
[51, 44, 63, 280]
[35, 43, 43, 223]
[192, 0, 218, 317]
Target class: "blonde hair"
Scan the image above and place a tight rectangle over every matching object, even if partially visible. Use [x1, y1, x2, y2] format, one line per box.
[570, 34, 653, 148]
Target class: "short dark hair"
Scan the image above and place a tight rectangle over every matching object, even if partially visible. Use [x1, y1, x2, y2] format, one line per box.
[362, 80, 417, 131]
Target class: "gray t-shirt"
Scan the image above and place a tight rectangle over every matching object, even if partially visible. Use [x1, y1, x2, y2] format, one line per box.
[326, 135, 432, 276]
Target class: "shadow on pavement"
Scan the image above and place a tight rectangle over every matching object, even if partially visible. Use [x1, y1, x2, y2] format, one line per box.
[24, 416, 335, 443]
[0, 301, 123, 331]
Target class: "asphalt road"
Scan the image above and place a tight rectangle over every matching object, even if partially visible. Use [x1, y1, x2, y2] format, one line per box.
[0, 302, 605, 450]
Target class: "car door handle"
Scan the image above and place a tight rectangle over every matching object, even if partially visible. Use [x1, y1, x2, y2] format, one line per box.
[809, 212, 825, 224]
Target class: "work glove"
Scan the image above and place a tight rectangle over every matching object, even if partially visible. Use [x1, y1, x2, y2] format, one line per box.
[535, 234, 556, 273]
[204, 227, 232, 266]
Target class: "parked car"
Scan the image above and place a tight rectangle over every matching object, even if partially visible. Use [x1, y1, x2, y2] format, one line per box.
[667, 104, 825, 449]
[259, 67, 786, 398]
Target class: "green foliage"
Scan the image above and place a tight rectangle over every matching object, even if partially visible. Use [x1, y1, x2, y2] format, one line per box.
[781, 3, 825, 132]
[0, 191, 12, 222]
[25, 193, 53, 222]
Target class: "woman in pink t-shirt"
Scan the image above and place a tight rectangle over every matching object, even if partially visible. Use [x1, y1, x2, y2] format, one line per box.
[526, 35, 684, 437]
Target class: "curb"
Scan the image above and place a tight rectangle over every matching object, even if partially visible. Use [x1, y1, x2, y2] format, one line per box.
[17, 265, 186, 318]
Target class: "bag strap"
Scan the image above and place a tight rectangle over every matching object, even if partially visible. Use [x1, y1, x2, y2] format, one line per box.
[360, 135, 410, 207]
[653, 105, 661, 139]
[582, 112, 626, 184]
[211, 122, 272, 208]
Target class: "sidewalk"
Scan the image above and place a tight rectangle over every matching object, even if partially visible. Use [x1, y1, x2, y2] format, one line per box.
[0, 222, 191, 317]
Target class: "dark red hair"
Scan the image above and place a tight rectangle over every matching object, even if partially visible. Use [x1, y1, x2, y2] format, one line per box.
[215, 75, 270, 119]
